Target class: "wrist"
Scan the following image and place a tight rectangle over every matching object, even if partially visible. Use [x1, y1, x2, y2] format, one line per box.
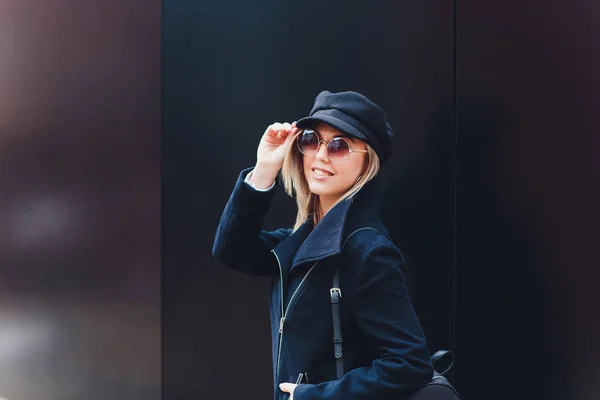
[249, 164, 278, 189]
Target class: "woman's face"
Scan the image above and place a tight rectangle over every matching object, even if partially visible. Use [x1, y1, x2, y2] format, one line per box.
[301, 122, 368, 205]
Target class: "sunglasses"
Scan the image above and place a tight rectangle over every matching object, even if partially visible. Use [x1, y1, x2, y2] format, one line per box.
[296, 129, 368, 163]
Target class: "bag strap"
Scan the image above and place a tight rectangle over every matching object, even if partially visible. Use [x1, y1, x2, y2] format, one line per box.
[331, 264, 344, 379]
[430, 349, 454, 377]
[330, 227, 455, 381]
[331, 227, 383, 380]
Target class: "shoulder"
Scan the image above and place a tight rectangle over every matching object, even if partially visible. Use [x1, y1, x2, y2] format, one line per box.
[341, 228, 408, 298]
[341, 227, 405, 266]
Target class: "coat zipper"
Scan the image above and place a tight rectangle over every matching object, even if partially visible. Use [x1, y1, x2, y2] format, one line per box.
[272, 249, 318, 381]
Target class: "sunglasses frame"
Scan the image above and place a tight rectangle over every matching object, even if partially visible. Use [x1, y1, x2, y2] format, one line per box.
[296, 129, 368, 163]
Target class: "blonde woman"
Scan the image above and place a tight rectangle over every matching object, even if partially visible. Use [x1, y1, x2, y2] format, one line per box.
[213, 91, 433, 400]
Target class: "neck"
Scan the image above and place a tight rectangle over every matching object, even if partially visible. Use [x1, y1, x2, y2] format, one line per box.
[316, 195, 338, 222]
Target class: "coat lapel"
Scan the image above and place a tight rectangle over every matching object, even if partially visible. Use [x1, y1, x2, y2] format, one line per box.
[290, 199, 352, 273]
[272, 220, 313, 279]
[273, 172, 386, 275]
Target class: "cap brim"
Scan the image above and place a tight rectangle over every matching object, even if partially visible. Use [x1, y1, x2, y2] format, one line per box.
[296, 114, 369, 142]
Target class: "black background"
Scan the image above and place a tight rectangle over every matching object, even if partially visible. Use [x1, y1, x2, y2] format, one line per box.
[163, 1, 456, 399]
[163, 1, 599, 399]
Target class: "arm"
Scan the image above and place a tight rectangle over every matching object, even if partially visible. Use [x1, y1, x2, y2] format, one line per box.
[244, 169, 276, 192]
[212, 167, 291, 277]
[293, 242, 433, 400]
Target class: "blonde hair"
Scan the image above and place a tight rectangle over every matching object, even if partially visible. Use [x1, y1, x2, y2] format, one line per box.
[280, 130, 381, 230]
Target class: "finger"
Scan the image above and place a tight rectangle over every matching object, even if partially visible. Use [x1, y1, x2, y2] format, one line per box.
[282, 122, 292, 131]
[267, 124, 287, 140]
[274, 122, 284, 132]
[279, 383, 295, 393]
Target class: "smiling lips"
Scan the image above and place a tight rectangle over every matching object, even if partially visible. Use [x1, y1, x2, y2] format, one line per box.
[312, 167, 334, 179]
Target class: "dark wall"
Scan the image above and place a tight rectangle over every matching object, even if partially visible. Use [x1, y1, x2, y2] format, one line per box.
[455, 1, 600, 399]
[0, 1, 161, 399]
[163, 1, 455, 399]
[167, 0, 598, 399]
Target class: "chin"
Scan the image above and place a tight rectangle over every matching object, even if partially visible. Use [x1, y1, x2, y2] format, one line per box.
[307, 181, 330, 196]
[307, 180, 347, 198]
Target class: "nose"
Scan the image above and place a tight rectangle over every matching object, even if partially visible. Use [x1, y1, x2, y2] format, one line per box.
[315, 141, 330, 162]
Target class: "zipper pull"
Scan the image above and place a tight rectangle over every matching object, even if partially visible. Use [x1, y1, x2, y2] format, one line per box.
[279, 317, 285, 333]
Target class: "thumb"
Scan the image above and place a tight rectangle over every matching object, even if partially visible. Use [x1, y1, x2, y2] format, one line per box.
[285, 128, 297, 143]
[279, 129, 296, 153]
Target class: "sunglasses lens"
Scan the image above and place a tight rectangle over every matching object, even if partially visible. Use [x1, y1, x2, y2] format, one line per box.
[297, 130, 319, 154]
[327, 138, 350, 162]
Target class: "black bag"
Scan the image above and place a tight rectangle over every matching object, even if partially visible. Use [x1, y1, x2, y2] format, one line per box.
[408, 350, 460, 400]
[330, 262, 461, 400]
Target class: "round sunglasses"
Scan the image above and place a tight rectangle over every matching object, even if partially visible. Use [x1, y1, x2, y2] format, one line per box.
[296, 129, 368, 163]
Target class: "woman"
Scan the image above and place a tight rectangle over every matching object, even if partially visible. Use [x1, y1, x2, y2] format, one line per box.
[212, 90, 434, 400]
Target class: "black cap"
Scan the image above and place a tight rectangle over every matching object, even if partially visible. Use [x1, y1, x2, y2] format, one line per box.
[296, 90, 394, 165]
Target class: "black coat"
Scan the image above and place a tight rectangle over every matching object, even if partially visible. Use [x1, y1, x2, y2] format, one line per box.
[212, 167, 433, 400]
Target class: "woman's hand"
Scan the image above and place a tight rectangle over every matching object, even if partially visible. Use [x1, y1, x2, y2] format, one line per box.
[256, 122, 299, 172]
[249, 121, 300, 189]
[279, 382, 298, 399]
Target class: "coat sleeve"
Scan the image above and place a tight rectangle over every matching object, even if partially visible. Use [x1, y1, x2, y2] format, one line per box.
[293, 241, 434, 400]
[212, 167, 292, 277]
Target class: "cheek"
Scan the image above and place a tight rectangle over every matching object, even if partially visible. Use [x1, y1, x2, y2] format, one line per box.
[339, 159, 364, 180]
[303, 153, 317, 169]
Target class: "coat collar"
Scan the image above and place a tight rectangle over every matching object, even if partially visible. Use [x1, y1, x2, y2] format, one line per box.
[273, 172, 387, 273]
